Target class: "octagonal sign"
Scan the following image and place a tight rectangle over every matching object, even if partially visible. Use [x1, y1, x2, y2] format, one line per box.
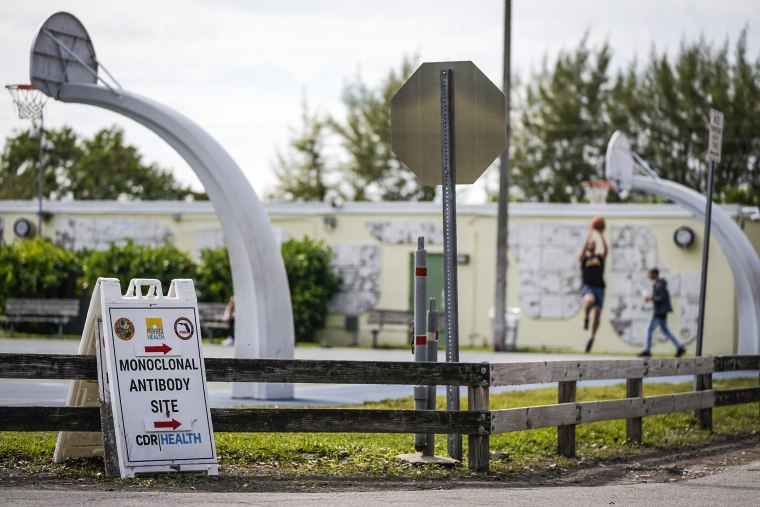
[391, 61, 507, 186]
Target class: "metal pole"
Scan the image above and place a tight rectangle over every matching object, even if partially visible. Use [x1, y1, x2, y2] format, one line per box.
[424, 297, 439, 457]
[695, 161, 715, 357]
[440, 68, 462, 461]
[413, 237, 428, 452]
[37, 114, 45, 236]
[493, 0, 512, 351]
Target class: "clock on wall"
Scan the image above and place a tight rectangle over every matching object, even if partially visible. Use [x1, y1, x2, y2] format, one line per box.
[13, 218, 35, 239]
[673, 225, 696, 249]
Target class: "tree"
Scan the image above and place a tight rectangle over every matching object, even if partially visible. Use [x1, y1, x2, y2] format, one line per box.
[0, 127, 80, 200]
[331, 56, 435, 201]
[270, 100, 332, 202]
[281, 237, 341, 342]
[510, 31, 760, 205]
[623, 32, 760, 204]
[0, 125, 206, 201]
[510, 36, 614, 202]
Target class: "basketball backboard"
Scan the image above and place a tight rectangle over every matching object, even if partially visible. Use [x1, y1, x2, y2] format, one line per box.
[605, 130, 635, 194]
[30, 12, 98, 98]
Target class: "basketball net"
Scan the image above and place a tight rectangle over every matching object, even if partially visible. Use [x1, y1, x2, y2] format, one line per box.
[6, 84, 47, 120]
[581, 181, 613, 204]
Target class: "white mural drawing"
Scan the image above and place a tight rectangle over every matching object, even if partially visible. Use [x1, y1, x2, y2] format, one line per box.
[55, 216, 173, 251]
[510, 221, 699, 346]
[328, 245, 382, 314]
[365, 221, 443, 245]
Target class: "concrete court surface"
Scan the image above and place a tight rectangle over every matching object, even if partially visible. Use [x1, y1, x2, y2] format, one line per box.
[1, 458, 760, 506]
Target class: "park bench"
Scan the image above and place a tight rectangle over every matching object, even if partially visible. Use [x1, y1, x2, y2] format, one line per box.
[0, 298, 80, 336]
[197, 302, 228, 338]
[367, 308, 413, 348]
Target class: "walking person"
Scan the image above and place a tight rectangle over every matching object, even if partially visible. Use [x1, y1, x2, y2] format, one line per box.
[579, 217, 607, 353]
[639, 268, 686, 357]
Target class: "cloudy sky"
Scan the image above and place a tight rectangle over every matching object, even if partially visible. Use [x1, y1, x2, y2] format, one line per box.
[1, 0, 758, 201]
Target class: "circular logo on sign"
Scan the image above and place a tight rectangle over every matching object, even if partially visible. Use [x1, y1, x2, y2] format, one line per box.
[174, 317, 194, 340]
[114, 317, 135, 341]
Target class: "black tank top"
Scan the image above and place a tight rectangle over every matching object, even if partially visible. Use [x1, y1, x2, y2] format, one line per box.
[581, 254, 605, 288]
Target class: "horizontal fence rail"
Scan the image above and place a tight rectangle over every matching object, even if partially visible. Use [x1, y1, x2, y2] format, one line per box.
[491, 391, 714, 433]
[0, 406, 489, 435]
[0, 353, 758, 472]
[490, 357, 713, 385]
[0, 353, 490, 386]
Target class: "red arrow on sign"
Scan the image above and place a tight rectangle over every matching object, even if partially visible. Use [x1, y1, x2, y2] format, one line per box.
[153, 419, 181, 430]
[144, 343, 172, 355]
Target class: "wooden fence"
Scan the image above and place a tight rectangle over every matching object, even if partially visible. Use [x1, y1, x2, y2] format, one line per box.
[0, 353, 758, 472]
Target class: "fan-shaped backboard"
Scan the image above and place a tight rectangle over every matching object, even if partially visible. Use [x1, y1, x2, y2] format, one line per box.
[30, 12, 98, 98]
[605, 130, 634, 192]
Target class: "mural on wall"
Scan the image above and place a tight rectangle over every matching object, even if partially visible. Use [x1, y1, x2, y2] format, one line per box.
[509, 222, 699, 347]
[365, 221, 443, 245]
[328, 245, 381, 314]
[55, 216, 173, 250]
[508, 222, 587, 319]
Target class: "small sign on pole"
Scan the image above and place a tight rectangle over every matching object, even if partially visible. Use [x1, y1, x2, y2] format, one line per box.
[707, 109, 724, 163]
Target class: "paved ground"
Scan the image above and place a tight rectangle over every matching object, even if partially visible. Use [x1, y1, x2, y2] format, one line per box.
[0, 337, 741, 407]
[2, 457, 760, 506]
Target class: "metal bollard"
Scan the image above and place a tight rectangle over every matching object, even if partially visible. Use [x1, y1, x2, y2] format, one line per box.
[413, 237, 428, 452]
[423, 297, 439, 457]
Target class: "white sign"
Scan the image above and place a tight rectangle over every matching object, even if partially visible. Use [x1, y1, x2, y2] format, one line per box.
[708, 109, 724, 163]
[100, 278, 218, 477]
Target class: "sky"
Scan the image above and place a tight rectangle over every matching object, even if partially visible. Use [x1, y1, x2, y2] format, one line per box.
[0, 0, 758, 202]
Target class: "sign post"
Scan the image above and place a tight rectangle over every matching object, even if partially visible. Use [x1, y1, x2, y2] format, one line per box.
[696, 109, 724, 357]
[391, 61, 506, 461]
[98, 278, 218, 477]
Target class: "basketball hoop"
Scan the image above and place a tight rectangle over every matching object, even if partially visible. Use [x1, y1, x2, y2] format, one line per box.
[581, 180, 614, 204]
[6, 84, 48, 120]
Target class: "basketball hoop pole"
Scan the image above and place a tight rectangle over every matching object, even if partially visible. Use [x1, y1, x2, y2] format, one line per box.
[36, 112, 45, 236]
[6, 84, 47, 237]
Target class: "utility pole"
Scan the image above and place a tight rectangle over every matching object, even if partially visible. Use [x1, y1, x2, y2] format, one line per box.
[493, 0, 512, 350]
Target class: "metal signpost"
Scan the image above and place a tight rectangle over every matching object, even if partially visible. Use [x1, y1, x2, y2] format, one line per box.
[98, 278, 218, 477]
[391, 61, 506, 461]
[696, 109, 724, 357]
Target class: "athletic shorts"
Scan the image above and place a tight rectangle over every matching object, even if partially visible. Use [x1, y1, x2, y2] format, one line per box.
[580, 284, 605, 308]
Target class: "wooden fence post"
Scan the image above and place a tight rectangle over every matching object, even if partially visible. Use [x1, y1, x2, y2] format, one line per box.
[626, 378, 643, 443]
[695, 373, 713, 431]
[557, 380, 576, 458]
[467, 385, 489, 472]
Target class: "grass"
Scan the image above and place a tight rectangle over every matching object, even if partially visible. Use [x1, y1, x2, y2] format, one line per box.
[1, 377, 758, 483]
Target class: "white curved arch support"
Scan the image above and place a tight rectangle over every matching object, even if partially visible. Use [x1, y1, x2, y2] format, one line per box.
[632, 176, 760, 354]
[56, 83, 294, 399]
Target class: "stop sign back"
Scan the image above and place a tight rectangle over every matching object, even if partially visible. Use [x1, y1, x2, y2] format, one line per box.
[391, 61, 507, 186]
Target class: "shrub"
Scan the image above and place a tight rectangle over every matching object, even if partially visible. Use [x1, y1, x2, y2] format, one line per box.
[281, 237, 341, 343]
[82, 239, 197, 294]
[195, 246, 232, 303]
[0, 237, 80, 309]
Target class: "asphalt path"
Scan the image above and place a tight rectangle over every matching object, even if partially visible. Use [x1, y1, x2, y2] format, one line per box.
[2, 458, 760, 506]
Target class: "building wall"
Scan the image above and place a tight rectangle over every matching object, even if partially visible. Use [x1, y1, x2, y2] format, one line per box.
[1, 200, 757, 356]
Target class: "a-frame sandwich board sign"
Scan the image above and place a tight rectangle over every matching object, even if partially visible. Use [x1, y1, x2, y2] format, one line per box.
[54, 278, 218, 477]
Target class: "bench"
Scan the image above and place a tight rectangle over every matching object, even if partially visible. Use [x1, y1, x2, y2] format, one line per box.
[197, 302, 229, 338]
[0, 298, 80, 336]
[366, 309, 413, 348]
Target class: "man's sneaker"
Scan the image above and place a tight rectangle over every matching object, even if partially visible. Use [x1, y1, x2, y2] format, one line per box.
[675, 346, 686, 358]
[221, 337, 234, 347]
[637, 351, 651, 357]
[583, 317, 589, 330]
[585, 338, 594, 353]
